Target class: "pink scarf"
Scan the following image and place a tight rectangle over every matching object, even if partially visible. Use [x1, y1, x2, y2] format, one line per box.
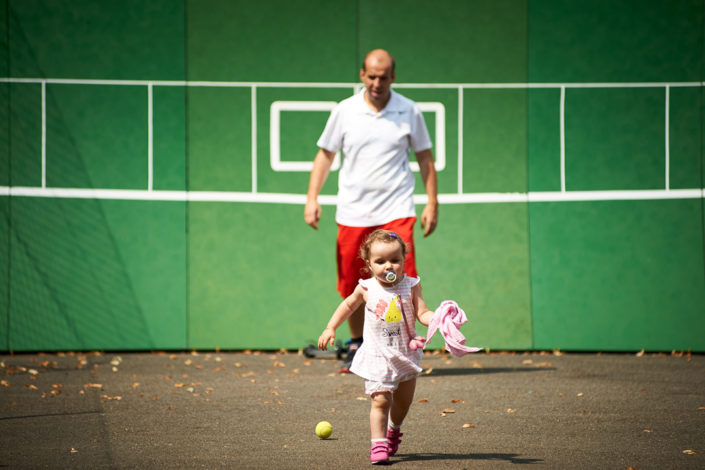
[422, 300, 482, 356]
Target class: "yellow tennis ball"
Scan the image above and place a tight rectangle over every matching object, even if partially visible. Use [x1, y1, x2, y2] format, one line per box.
[315, 421, 332, 439]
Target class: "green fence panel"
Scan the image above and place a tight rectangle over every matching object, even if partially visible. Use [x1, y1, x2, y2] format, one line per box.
[530, 200, 705, 351]
[1, 0, 703, 351]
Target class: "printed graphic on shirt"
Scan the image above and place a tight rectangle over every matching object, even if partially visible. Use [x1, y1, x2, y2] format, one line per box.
[384, 296, 402, 323]
[374, 299, 388, 320]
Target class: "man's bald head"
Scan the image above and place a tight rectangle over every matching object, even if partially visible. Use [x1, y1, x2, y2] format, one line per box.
[361, 49, 395, 74]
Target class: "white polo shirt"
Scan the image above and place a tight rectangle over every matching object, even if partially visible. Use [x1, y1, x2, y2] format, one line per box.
[317, 90, 432, 227]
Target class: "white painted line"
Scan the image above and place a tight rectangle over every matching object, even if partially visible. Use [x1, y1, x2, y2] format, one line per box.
[148, 83, 153, 191]
[269, 101, 340, 172]
[457, 87, 464, 194]
[2, 77, 702, 89]
[411, 102, 446, 172]
[560, 86, 566, 192]
[527, 189, 703, 202]
[41, 80, 46, 188]
[251, 86, 258, 192]
[2, 187, 702, 204]
[665, 86, 670, 190]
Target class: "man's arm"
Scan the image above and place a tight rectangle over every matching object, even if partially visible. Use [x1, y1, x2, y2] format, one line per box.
[415, 148, 438, 237]
[304, 148, 336, 230]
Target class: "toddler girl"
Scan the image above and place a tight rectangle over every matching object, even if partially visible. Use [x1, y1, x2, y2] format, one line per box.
[318, 229, 434, 465]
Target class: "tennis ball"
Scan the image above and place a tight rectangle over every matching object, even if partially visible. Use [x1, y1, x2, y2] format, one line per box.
[315, 421, 332, 439]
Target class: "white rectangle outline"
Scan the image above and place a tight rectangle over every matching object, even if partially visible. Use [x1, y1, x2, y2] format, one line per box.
[269, 101, 341, 171]
[269, 100, 446, 173]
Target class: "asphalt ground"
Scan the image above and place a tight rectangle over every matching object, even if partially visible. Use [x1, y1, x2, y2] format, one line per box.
[1, 350, 704, 470]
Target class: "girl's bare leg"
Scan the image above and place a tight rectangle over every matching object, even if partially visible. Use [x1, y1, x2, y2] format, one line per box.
[370, 392, 392, 439]
[389, 378, 416, 427]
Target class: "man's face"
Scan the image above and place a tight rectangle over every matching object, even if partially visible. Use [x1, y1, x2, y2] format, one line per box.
[360, 61, 395, 105]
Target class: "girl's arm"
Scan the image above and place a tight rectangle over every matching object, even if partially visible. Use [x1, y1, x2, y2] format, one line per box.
[411, 283, 434, 326]
[318, 285, 366, 350]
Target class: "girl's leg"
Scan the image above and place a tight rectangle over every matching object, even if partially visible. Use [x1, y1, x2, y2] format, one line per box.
[389, 377, 416, 427]
[370, 391, 392, 439]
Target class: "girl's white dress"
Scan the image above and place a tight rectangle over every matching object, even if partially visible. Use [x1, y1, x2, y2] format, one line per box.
[349, 275, 423, 383]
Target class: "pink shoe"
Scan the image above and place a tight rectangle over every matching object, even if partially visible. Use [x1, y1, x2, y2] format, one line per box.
[386, 428, 403, 456]
[370, 441, 389, 465]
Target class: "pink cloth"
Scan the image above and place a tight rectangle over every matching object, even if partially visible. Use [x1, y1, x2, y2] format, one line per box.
[424, 300, 482, 356]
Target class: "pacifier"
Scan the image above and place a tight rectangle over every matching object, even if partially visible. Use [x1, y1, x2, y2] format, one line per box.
[384, 271, 397, 283]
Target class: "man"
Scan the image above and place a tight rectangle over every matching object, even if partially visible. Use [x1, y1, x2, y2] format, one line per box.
[304, 49, 438, 372]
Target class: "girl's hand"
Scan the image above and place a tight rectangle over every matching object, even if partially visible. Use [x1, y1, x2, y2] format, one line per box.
[318, 327, 336, 350]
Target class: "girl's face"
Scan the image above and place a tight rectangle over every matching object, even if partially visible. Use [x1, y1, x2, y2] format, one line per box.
[367, 240, 404, 286]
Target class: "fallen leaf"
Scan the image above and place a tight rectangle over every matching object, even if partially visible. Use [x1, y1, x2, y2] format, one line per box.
[636, 349, 645, 357]
[682, 449, 698, 455]
[418, 398, 429, 403]
[506, 408, 517, 413]
[442, 408, 456, 414]
[84, 383, 103, 389]
[70, 448, 79, 453]
[356, 396, 368, 401]
[577, 392, 584, 397]
[522, 359, 533, 365]
[451, 399, 465, 404]
[28, 369, 38, 376]
[643, 429, 653, 433]
[462, 423, 475, 428]
[1, 380, 9, 387]
[273, 361, 286, 368]
[101, 395, 122, 401]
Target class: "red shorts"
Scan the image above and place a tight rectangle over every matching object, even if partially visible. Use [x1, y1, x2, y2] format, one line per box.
[336, 217, 418, 298]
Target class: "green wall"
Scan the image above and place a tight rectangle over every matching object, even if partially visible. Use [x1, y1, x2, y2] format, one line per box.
[1, 0, 704, 352]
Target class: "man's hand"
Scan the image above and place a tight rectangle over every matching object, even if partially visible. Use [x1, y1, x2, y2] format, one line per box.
[420, 202, 438, 237]
[304, 199, 322, 230]
[415, 148, 438, 237]
[304, 148, 336, 229]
